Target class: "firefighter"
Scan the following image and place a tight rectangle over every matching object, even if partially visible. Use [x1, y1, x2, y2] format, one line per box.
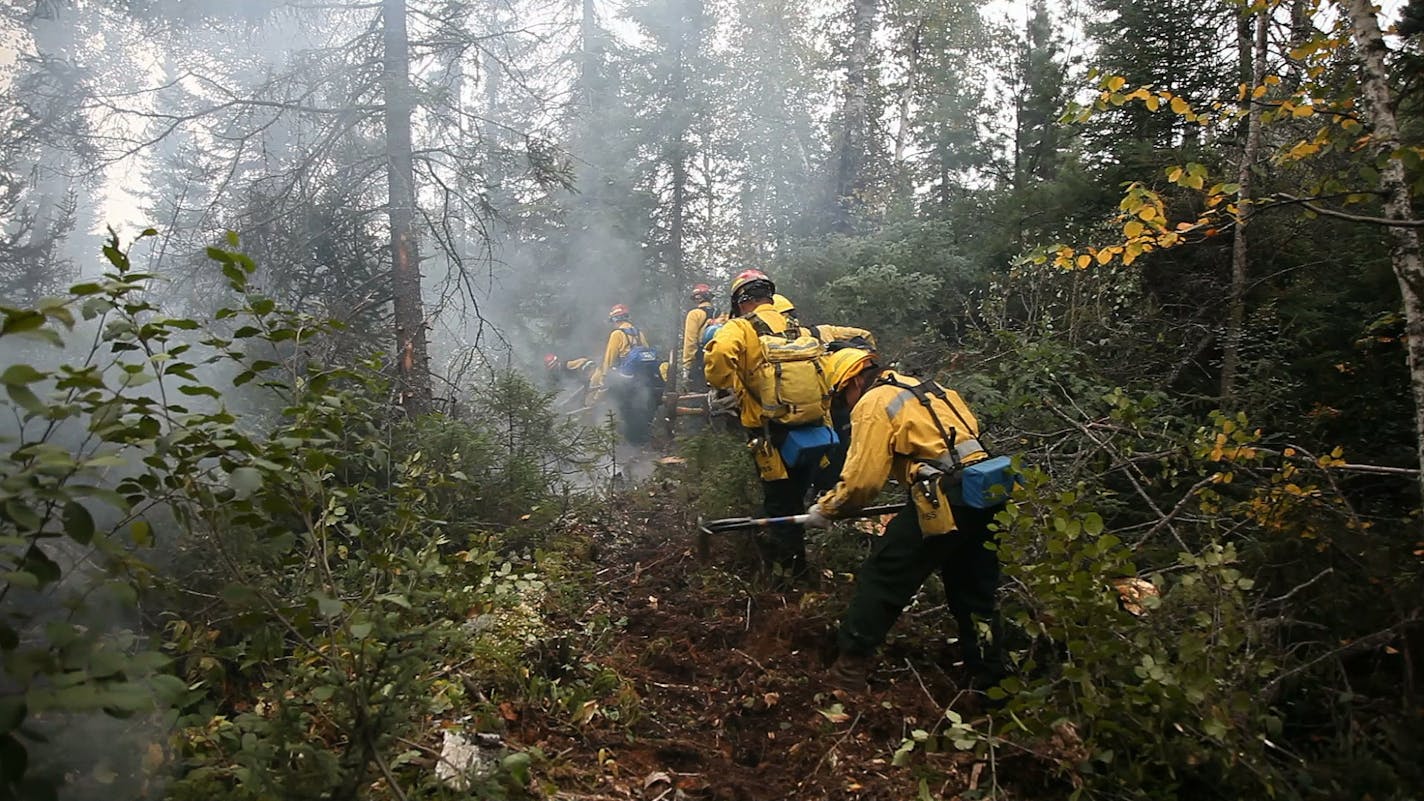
[806, 348, 1008, 691]
[704, 270, 830, 584]
[681, 283, 719, 392]
[594, 304, 663, 445]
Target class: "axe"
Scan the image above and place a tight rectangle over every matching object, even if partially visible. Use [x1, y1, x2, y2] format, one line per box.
[695, 503, 904, 560]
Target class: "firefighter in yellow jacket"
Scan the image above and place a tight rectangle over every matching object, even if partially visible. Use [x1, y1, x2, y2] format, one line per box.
[704, 270, 825, 583]
[595, 304, 662, 445]
[681, 283, 718, 391]
[771, 294, 877, 351]
[805, 348, 1007, 691]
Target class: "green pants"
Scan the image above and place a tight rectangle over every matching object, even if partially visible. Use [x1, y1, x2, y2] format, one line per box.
[837, 503, 1003, 672]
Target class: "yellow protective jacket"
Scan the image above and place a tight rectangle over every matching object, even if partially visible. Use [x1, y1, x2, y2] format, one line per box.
[704, 303, 816, 429]
[593, 321, 648, 388]
[681, 302, 715, 374]
[804, 323, 877, 350]
[817, 370, 988, 519]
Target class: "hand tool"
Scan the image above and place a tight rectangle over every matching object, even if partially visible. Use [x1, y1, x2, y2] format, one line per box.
[695, 503, 903, 560]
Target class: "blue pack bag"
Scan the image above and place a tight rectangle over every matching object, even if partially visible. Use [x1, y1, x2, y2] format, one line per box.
[778, 425, 839, 468]
[960, 455, 1017, 509]
[615, 326, 661, 379]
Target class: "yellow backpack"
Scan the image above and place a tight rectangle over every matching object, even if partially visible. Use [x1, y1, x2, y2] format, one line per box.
[744, 314, 829, 426]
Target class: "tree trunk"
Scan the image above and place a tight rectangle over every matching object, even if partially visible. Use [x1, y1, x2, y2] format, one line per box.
[1340, 0, 1424, 507]
[383, 0, 432, 414]
[832, 0, 877, 229]
[1221, 7, 1266, 404]
[892, 21, 922, 172]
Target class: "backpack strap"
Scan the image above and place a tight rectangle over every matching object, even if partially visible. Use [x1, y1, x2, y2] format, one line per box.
[744, 311, 799, 340]
[876, 374, 986, 467]
[621, 325, 646, 347]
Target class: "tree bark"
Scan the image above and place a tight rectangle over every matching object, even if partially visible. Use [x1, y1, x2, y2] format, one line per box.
[1221, 7, 1266, 403]
[383, 0, 432, 414]
[1339, 0, 1424, 507]
[832, 0, 877, 229]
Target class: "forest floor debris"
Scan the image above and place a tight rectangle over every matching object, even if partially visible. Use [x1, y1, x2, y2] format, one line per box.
[495, 493, 1043, 800]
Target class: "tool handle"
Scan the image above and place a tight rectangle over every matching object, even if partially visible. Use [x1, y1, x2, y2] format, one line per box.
[707, 502, 904, 532]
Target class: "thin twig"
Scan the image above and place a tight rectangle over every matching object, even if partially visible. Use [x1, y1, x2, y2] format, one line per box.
[808, 711, 863, 777]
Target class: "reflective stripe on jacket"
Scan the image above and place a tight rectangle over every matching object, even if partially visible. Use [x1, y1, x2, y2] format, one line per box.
[817, 370, 987, 518]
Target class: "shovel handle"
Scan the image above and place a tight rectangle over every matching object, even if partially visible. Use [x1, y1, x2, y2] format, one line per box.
[701, 502, 903, 534]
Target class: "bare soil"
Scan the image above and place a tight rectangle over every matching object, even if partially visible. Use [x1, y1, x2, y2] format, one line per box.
[509, 492, 1023, 801]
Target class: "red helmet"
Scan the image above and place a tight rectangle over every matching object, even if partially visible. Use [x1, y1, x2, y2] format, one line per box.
[608, 304, 630, 323]
[691, 283, 713, 302]
[729, 269, 775, 306]
[543, 353, 559, 370]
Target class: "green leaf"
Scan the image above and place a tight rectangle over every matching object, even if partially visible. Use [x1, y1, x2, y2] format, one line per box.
[130, 520, 153, 547]
[312, 593, 342, 618]
[22, 547, 61, 586]
[1, 310, 45, 336]
[349, 622, 373, 639]
[178, 384, 221, 398]
[3, 572, 39, 591]
[6, 384, 46, 415]
[63, 502, 95, 546]
[1083, 512, 1104, 536]
[229, 467, 263, 499]
[4, 500, 43, 531]
[1, 365, 45, 386]
[220, 583, 261, 608]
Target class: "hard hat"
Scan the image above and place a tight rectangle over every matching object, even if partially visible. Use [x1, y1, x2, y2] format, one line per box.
[824, 347, 876, 393]
[608, 304, 630, 323]
[771, 294, 795, 315]
[729, 269, 775, 306]
[691, 283, 713, 302]
[543, 353, 559, 370]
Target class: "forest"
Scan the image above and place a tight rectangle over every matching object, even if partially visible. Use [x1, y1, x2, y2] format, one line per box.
[0, 0, 1422, 798]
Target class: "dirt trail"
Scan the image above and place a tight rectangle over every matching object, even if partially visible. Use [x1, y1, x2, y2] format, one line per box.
[515, 494, 1008, 800]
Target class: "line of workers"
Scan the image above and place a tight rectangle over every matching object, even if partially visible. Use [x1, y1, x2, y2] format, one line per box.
[545, 271, 1008, 693]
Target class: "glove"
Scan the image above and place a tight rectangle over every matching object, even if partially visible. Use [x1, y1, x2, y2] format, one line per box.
[707, 390, 738, 414]
[804, 504, 832, 529]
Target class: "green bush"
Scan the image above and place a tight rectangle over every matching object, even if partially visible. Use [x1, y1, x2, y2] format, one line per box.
[0, 233, 606, 800]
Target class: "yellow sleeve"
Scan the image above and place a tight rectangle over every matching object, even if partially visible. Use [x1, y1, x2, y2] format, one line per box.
[681, 308, 708, 372]
[703, 318, 744, 394]
[814, 324, 876, 349]
[817, 392, 896, 517]
[594, 330, 622, 387]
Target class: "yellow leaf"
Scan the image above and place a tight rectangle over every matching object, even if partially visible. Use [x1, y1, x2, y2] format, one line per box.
[1292, 104, 1314, 117]
[1106, 75, 1127, 91]
[1167, 166, 1183, 182]
[1124, 220, 1145, 238]
[1170, 96, 1190, 114]
[1138, 205, 1159, 222]
[1146, 94, 1160, 111]
[1264, 74, 1280, 86]
[1096, 249, 1113, 265]
[1123, 242, 1142, 266]
[1076, 254, 1091, 270]
[1252, 84, 1268, 99]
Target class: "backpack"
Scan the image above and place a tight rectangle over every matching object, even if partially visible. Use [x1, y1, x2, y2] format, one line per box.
[616, 326, 660, 380]
[875, 374, 1015, 509]
[744, 314, 830, 427]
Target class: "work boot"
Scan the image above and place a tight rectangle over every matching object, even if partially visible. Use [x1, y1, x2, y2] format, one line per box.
[828, 652, 874, 692]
